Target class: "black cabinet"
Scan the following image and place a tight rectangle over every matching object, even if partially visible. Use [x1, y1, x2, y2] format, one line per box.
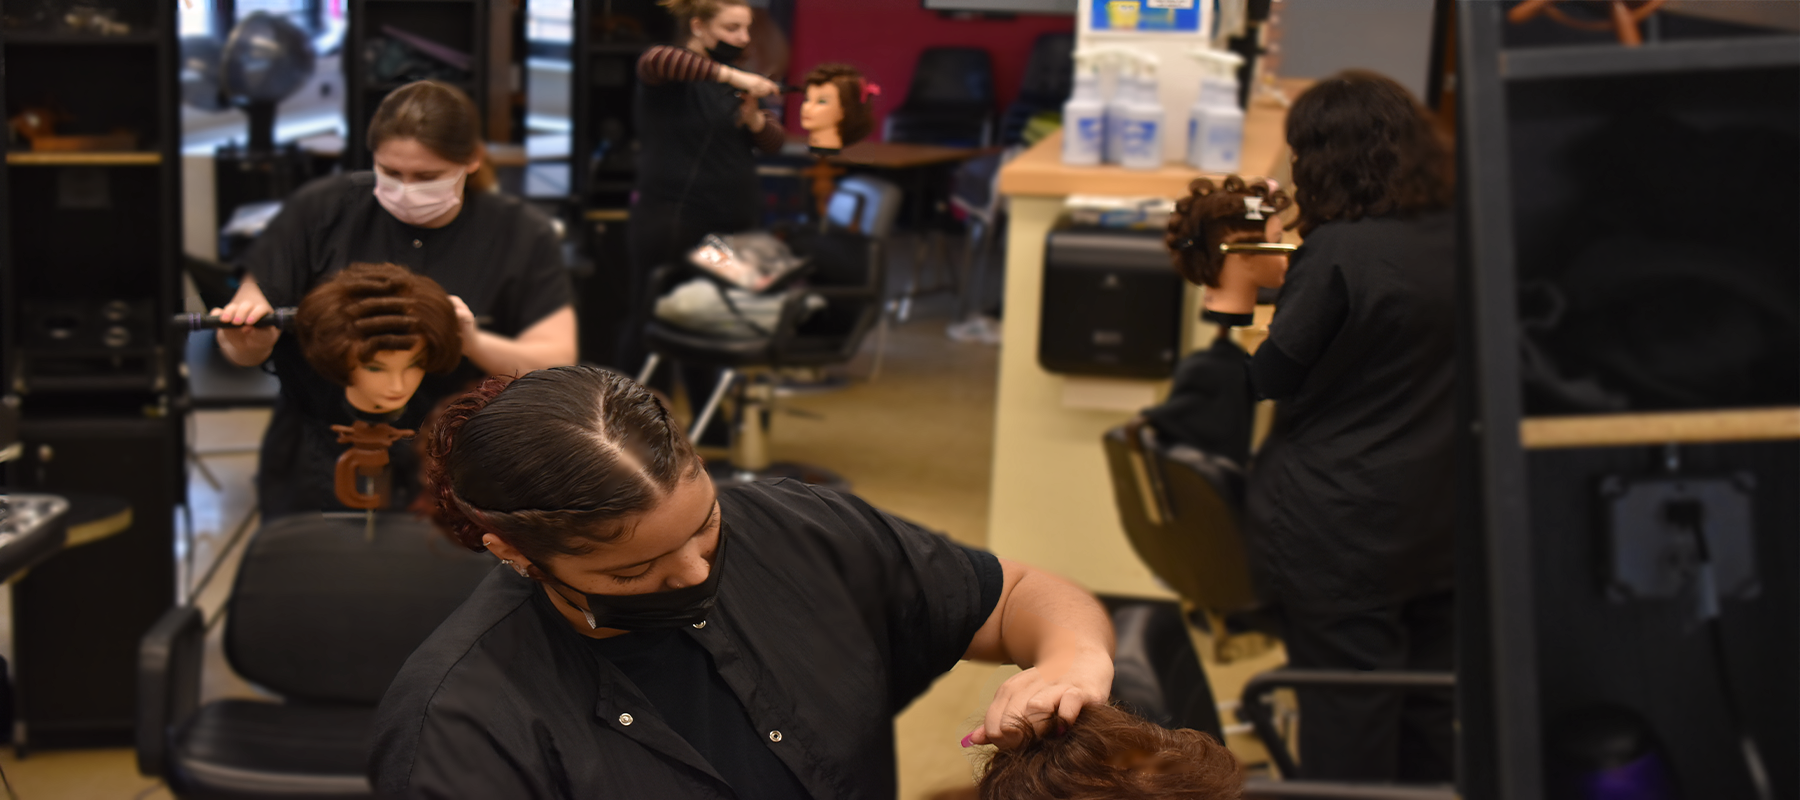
[1457, 4, 1799, 799]
[2, 0, 184, 748]
[572, 0, 674, 209]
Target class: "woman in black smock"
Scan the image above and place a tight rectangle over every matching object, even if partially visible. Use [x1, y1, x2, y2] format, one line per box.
[213, 81, 576, 518]
[1246, 72, 1457, 781]
[369, 366, 1118, 799]
[618, 0, 785, 407]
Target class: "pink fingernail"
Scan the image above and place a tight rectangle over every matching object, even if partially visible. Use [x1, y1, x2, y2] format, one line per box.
[959, 733, 975, 748]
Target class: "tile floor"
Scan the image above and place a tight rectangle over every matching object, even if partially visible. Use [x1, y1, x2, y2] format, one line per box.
[1, 248, 1283, 798]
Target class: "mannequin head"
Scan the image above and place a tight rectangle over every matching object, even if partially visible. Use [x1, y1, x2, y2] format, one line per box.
[1285, 70, 1451, 236]
[1166, 176, 1293, 314]
[660, 0, 751, 56]
[801, 63, 875, 152]
[296, 262, 462, 414]
[931, 704, 1243, 800]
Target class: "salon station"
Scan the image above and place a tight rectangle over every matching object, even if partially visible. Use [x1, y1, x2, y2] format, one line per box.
[1, 0, 1797, 798]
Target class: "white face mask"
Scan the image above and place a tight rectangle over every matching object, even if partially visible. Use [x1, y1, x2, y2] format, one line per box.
[373, 169, 466, 226]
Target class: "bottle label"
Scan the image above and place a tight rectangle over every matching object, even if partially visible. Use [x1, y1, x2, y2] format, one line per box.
[1122, 120, 1159, 160]
[1077, 116, 1104, 146]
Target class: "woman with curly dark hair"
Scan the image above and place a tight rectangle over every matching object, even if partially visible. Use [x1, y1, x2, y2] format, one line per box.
[1184, 70, 1456, 782]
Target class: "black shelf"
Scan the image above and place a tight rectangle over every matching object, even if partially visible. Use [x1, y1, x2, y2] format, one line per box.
[344, 0, 497, 170]
[1457, 4, 1799, 800]
[1501, 35, 1800, 81]
[0, 30, 161, 45]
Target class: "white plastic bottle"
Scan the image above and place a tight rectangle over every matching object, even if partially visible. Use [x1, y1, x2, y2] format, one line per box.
[1061, 52, 1105, 166]
[1187, 48, 1245, 173]
[1102, 54, 1135, 165]
[1118, 55, 1165, 171]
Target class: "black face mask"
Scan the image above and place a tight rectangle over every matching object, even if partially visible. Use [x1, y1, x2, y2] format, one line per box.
[707, 42, 745, 65]
[546, 528, 728, 632]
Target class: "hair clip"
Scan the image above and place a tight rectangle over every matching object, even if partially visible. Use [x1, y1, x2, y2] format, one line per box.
[1243, 197, 1266, 221]
[860, 80, 882, 103]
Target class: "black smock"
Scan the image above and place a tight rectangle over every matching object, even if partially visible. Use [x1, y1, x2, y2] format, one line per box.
[1245, 211, 1456, 614]
[370, 480, 1005, 800]
[244, 172, 572, 519]
[619, 58, 768, 378]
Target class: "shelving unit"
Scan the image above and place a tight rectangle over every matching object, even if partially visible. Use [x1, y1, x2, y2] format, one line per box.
[344, 0, 493, 170]
[1458, 3, 1798, 799]
[1, 0, 184, 749]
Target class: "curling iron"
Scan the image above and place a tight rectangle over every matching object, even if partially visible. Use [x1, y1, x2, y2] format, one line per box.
[1219, 242, 1298, 255]
[172, 310, 495, 331]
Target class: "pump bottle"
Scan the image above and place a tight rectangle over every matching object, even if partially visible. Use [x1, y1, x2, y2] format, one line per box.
[1061, 52, 1105, 166]
[1118, 54, 1165, 171]
[1187, 48, 1246, 173]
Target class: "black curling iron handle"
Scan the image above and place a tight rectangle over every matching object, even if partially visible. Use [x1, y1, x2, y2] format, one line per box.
[172, 308, 299, 331]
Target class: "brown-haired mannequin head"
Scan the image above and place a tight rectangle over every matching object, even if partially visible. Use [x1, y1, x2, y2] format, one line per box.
[801, 63, 875, 154]
[1165, 175, 1294, 316]
[296, 262, 462, 415]
[930, 704, 1243, 800]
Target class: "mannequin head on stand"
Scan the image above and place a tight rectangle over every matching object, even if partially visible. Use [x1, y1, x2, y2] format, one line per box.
[1165, 175, 1294, 317]
[800, 63, 876, 155]
[296, 262, 463, 415]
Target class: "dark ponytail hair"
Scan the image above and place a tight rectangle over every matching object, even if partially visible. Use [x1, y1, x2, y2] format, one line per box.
[1165, 175, 1293, 288]
[420, 366, 701, 569]
[1284, 69, 1452, 236]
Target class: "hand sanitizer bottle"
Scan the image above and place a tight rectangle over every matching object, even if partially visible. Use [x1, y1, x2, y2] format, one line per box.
[1061, 52, 1105, 166]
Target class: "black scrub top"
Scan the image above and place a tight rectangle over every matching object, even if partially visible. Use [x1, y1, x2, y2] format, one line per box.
[1245, 210, 1457, 614]
[244, 172, 572, 519]
[633, 62, 764, 240]
[370, 480, 1005, 800]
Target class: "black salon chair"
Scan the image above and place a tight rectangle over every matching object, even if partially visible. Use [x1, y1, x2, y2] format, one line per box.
[138, 513, 493, 798]
[1102, 595, 1224, 741]
[1103, 419, 1455, 796]
[638, 227, 884, 485]
[882, 47, 997, 148]
[999, 32, 1075, 146]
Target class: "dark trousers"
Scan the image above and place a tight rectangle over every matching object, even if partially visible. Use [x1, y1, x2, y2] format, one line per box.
[1281, 590, 1456, 782]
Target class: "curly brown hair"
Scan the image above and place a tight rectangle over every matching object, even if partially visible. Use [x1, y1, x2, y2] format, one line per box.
[1164, 175, 1293, 288]
[804, 63, 875, 147]
[295, 262, 462, 386]
[1285, 70, 1452, 236]
[937, 704, 1242, 800]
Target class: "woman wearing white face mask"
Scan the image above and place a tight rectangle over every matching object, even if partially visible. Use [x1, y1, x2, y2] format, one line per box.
[211, 80, 578, 518]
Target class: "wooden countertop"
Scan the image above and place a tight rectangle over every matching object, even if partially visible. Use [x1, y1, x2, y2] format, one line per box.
[999, 77, 1311, 199]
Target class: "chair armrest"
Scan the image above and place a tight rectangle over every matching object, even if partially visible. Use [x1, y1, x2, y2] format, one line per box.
[1239, 669, 1455, 780]
[137, 604, 205, 777]
[1243, 777, 1457, 800]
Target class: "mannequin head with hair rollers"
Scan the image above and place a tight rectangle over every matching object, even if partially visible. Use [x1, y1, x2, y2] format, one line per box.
[659, 0, 751, 63]
[1165, 175, 1293, 317]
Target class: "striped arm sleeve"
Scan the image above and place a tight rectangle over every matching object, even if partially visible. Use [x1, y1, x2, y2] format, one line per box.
[638, 45, 720, 86]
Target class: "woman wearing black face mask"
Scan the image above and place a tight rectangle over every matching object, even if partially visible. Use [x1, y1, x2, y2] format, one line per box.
[617, 0, 784, 432]
[370, 366, 1118, 799]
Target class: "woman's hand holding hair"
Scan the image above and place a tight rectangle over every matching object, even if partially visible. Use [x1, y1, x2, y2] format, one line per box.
[448, 295, 480, 348]
[738, 93, 767, 132]
[962, 559, 1116, 749]
[213, 275, 281, 366]
[721, 67, 779, 99]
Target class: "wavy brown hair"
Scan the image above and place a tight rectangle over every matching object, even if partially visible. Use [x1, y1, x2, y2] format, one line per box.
[928, 704, 1243, 800]
[1164, 176, 1292, 288]
[420, 366, 702, 574]
[295, 262, 462, 386]
[1285, 70, 1452, 236]
[804, 63, 876, 147]
[367, 80, 496, 193]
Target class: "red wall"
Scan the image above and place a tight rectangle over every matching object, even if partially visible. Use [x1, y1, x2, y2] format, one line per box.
[786, 0, 1074, 140]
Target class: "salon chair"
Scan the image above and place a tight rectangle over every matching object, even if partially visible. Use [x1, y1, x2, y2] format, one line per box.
[138, 513, 493, 799]
[882, 47, 997, 148]
[1104, 420, 1455, 795]
[999, 32, 1075, 146]
[638, 227, 884, 486]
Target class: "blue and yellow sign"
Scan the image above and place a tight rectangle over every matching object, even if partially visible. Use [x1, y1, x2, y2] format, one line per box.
[1089, 0, 1203, 33]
